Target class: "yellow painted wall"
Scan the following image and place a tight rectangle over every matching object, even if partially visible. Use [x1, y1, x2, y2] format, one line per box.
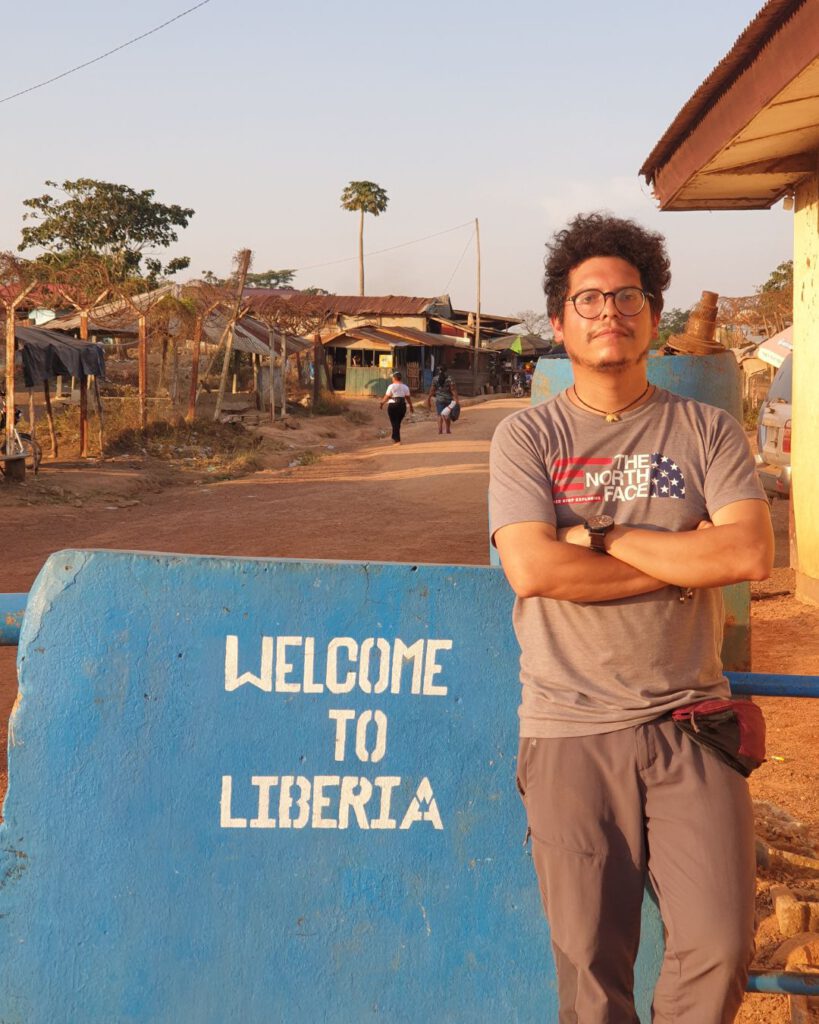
[793, 165, 819, 601]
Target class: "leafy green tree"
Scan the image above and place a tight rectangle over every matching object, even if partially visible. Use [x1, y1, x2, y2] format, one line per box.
[245, 269, 296, 289]
[200, 268, 297, 289]
[658, 306, 690, 346]
[19, 178, 194, 282]
[340, 180, 389, 295]
[759, 259, 793, 292]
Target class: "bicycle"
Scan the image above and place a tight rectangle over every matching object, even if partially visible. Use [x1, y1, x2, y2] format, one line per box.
[0, 392, 42, 476]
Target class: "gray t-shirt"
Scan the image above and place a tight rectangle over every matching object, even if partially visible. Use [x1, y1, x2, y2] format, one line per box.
[489, 387, 767, 738]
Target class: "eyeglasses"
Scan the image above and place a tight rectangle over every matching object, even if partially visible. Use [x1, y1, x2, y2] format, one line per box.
[565, 287, 653, 319]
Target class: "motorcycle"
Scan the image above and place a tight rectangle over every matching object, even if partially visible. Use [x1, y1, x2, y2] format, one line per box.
[0, 391, 42, 475]
[511, 371, 528, 398]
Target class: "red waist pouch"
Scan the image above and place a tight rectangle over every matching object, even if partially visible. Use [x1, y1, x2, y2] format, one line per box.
[671, 698, 766, 777]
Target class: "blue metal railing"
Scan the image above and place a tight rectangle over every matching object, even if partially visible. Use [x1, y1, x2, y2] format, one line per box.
[0, 593, 26, 646]
[1, 591, 817, 998]
[747, 970, 819, 996]
[727, 672, 819, 697]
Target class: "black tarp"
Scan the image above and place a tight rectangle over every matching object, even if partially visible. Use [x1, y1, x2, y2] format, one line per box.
[15, 326, 106, 387]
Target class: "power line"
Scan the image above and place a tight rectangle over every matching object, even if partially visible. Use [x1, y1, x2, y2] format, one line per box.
[0, 0, 213, 106]
[294, 220, 474, 272]
[442, 226, 476, 294]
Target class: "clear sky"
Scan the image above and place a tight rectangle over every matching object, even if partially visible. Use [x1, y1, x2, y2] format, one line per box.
[1, 0, 793, 318]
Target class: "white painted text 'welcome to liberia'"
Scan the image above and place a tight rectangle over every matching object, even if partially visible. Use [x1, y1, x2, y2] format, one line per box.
[220, 635, 452, 832]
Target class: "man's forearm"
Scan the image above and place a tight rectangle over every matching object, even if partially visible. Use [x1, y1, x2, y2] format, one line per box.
[496, 529, 667, 602]
[544, 547, 668, 602]
[604, 522, 771, 587]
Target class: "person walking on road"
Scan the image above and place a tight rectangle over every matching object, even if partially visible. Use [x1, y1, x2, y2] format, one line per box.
[428, 367, 459, 435]
[489, 212, 774, 1024]
[379, 370, 414, 444]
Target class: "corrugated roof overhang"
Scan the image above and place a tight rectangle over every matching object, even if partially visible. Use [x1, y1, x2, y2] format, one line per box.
[641, 0, 819, 210]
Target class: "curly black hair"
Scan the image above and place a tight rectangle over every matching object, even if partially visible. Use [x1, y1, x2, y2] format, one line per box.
[543, 212, 671, 321]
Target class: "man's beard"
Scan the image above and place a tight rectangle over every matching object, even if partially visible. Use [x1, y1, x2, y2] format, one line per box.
[568, 338, 651, 373]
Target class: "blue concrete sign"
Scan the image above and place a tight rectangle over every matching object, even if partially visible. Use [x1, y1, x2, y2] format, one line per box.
[0, 550, 663, 1023]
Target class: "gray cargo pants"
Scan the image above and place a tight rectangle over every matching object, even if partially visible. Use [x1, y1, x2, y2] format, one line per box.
[516, 717, 756, 1024]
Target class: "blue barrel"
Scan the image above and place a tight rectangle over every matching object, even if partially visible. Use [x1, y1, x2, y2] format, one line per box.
[532, 351, 742, 419]
[530, 351, 749, 670]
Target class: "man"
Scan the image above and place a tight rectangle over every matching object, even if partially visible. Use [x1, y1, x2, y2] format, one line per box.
[489, 212, 773, 1024]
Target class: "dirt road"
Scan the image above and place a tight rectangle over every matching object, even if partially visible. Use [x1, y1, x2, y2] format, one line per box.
[1, 398, 511, 590]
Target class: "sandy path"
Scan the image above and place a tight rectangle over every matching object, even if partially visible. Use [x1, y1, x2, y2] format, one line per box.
[1, 398, 518, 591]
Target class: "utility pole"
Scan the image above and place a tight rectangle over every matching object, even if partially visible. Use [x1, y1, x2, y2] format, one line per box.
[471, 217, 481, 396]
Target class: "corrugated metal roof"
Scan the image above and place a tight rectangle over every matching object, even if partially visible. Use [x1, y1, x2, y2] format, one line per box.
[377, 325, 453, 346]
[243, 291, 451, 317]
[325, 326, 472, 350]
[202, 316, 312, 356]
[41, 284, 178, 332]
[450, 309, 521, 328]
[640, 0, 809, 183]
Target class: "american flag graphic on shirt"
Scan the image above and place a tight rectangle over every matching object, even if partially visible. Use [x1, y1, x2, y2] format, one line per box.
[649, 453, 686, 498]
[552, 452, 686, 505]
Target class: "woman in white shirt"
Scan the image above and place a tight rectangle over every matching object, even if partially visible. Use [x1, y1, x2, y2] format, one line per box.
[379, 370, 414, 444]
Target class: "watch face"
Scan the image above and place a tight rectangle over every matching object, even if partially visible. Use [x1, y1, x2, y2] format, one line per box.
[586, 514, 615, 531]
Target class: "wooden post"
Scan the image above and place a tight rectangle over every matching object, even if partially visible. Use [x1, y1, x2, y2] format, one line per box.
[138, 314, 148, 431]
[214, 249, 252, 423]
[79, 378, 88, 457]
[187, 316, 203, 422]
[93, 376, 104, 457]
[472, 217, 481, 397]
[196, 322, 230, 406]
[358, 208, 365, 296]
[5, 312, 17, 456]
[79, 310, 89, 457]
[3, 285, 37, 456]
[43, 380, 57, 458]
[312, 335, 321, 407]
[267, 327, 276, 422]
[158, 338, 168, 398]
[280, 331, 287, 418]
[26, 388, 37, 474]
[171, 335, 180, 408]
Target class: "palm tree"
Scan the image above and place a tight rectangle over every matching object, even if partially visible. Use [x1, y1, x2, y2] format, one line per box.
[340, 181, 389, 295]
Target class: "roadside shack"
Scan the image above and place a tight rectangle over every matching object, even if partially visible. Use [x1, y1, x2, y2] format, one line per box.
[14, 325, 106, 462]
[326, 325, 499, 397]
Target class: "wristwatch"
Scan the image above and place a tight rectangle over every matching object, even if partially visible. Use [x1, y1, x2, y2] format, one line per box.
[584, 514, 615, 553]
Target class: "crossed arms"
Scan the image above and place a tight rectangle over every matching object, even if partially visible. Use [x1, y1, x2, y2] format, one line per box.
[494, 499, 774, 603]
